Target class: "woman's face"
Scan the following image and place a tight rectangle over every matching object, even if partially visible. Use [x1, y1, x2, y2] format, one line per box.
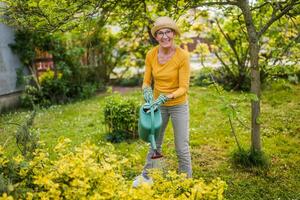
[155, 28, 175, 48]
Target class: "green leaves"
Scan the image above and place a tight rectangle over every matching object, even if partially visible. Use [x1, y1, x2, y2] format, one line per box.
[103, 94, 140, 142]
[1, 0, 118, 33]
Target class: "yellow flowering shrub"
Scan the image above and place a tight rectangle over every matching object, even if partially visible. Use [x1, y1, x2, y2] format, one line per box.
[38, 70, 62, 83]
[0, 138, 227, 200]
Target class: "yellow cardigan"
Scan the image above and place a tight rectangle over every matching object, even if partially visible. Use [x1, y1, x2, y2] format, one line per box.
[142, 46, 190, 106]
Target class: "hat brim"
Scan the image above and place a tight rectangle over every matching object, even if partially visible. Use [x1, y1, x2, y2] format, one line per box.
[151, 25, 180, 38]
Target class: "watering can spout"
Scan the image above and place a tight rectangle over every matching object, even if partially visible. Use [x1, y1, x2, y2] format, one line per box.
[149, 134, 157, 150]
[149, 128, 163, 159]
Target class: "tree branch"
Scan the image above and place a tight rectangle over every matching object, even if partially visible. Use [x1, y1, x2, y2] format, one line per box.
[215, 19, 242, 67]
[257, 0, 299, 38]
[214, 51, 235, 77]
[250, 1, 271, 12]
[190, 1, 238, 8]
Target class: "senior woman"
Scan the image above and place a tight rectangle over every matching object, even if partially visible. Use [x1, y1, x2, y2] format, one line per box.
[133, 16, 192, 187]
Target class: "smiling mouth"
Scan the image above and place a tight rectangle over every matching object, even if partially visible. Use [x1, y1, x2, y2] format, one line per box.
[161, 39, 171, 43]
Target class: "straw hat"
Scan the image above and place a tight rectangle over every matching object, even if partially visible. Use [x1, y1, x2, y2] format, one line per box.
[151, 16, 180, 37]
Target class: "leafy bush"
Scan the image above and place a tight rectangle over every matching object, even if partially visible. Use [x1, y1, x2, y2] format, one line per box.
[19, 71, 68, 108]
[116, 75, 143, 87]
[192, 67, 251, 91]
[193, 64, 299, 91]
[192, 67, 215, 87]
[215, 68, 251, 91]
[78, 83, 98, 99]
[262, 78, 293, 92]
[19, 85, 45, 108]
[264, 65, 300, 85]
[103, 94, 140, 142]
[11, 30, 106, 109]
[20, 69, 104, 108]
[0, 138, 227, 199]
[39, 71, 69, 104]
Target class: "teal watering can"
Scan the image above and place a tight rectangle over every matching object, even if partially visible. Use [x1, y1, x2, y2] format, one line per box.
[138, 88, 168, 159]
[138, 103, 162, 147]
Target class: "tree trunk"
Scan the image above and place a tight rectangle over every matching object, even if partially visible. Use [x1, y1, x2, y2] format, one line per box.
[238, 0, 261, 151]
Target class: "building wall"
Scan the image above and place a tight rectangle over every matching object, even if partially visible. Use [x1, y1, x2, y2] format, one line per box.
[0, 91, 21, 113]
[0, 22, 23, 112]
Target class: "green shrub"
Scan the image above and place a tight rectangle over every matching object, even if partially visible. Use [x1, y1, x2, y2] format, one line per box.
[231, 148, 270, 169]
[262, 78, 293, 91]
[19, 70, 104, 108]
[193, 67, 214, 87]
[11, 30, 105, 109]
[215, 68, 251, 91]
[39, 71, 69, 104]
[192, 67, 251, 91]
[19, 72, 68, 108]
[265, 65, 300, 85]
[116, 75, 143, 87]
[78, 83, 98, 99]
[19, 85, 45, 108]
[103, 94, 140, 142]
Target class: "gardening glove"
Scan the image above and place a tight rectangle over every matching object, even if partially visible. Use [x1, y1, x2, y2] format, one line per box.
[151, 94, 168, 111]
[143, 86, 153, 103]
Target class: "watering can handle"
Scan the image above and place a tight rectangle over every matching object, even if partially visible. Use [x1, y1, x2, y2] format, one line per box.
[149, 106, 157, 150]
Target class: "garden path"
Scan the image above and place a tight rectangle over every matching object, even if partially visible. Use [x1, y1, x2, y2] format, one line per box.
[112, 86, 140, 94]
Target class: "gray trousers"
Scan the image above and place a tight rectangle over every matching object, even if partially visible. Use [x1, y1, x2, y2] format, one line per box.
[142, 102, 192, 178]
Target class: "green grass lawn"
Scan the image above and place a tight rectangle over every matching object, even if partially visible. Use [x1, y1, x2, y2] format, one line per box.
[1, 84, 300, 200]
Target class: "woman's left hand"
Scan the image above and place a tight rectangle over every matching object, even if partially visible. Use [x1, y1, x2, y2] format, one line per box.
[166, 93, 175, 99]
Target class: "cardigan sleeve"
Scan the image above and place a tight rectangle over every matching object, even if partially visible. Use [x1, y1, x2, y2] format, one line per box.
[142, 52, 152, 89]
[172, 52, 190, 98]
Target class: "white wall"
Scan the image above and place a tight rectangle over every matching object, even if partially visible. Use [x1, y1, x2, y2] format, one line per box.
[0, 22, 23, 96]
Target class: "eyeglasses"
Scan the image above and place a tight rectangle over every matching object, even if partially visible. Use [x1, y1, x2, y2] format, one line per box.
[156, 30, 174, 38]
